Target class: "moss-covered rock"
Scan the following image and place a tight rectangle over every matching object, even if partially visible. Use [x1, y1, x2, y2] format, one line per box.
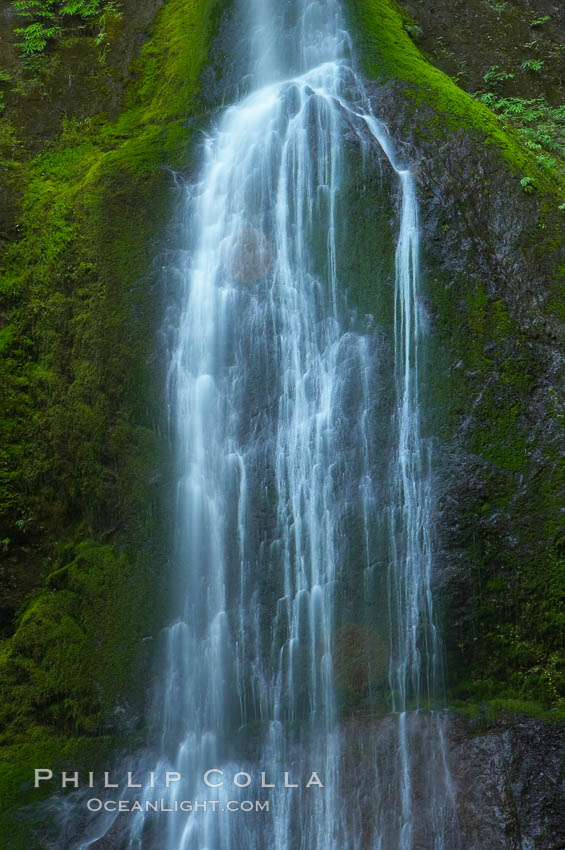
[0, 0, 228, 842]
[344, 0, 565, 718]
[347, 0, 565, 191]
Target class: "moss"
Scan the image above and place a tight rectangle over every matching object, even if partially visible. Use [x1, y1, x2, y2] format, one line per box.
[0, 544, 152, 736]
[338, 0, 565, 715]
[125, 0, 223, 123]
[0, 0, 227, 841]
[1, 0, 227, 569]
[452, 698, 565, 728]
[0, 734, 120, 848]
[426, 269, 565, 708]
[345, 0, 565, 193]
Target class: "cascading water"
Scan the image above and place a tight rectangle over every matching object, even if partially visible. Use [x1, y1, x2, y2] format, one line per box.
[76, 0, 459, 847]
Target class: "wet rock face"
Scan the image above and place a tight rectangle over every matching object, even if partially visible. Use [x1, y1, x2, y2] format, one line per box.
[338, 711, 564, 849]
[353, 76, 565, 845]
[220, 226, 273, 284]
[448, 715, 565, 849]
[364, 77, 565, 710]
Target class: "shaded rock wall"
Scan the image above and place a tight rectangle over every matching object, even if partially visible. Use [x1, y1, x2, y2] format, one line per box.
[339, 711, 564, 850]
[346, 0, 565, 715]
[344, 1, 565, 844]
[450, 714, 565, 849]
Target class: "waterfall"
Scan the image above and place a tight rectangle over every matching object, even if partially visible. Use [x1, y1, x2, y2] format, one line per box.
[76, 1, 459, 847]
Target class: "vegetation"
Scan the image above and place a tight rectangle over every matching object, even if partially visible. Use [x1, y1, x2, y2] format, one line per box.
[345, 0, 565, 194]
[429, 278, 565, 716]
[13, 0, 121, 59]
[346, 0, 565, 720]
[475, 91, 565, 176]
[0, 0, 227, 842]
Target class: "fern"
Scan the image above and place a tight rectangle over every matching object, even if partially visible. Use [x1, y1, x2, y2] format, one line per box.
[530, 15, 550, 28]
[475, 91, 565, 173]
[521, 58, 544, 72]
[60, 0, 103, 17]
[15, 20, 62, 54]
[483, 65, 515, 86]
[11, 0, 120, 58]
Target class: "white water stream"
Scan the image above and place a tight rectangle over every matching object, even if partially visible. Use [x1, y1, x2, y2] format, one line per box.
[76, 1, 459, 847]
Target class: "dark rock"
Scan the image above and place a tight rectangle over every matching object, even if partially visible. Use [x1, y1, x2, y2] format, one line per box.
[448, 714, 565, 849]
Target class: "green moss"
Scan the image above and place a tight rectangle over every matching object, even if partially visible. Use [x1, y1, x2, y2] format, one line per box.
[0, 544, 152, 736]
[1, 0, 227, 541]
[426, 268, 565, 708]
[345, 0, 564, 193]
[0, 0, 227, 841]
[0, 734, 120, 848]
[125, 0, 222, 124]
[1, 0, 226, 548]
[452, 697, 565, 727]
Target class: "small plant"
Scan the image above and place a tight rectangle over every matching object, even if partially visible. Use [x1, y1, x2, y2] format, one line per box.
[530, 15, 550, 28]
[15, 20, 62, 55]
[12, 0, 121, 58]
[520, 176, 535, 191]
[475, 92, 565, 178]
[521, 58, 544, 72]
[488, 0, 508, 12]
[536, 152, 557, 170]
[14, 511, 34, 532]
[60, 0, 102, 16]
[403, 22, 423, 42]
[483, 64, 515, 86]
